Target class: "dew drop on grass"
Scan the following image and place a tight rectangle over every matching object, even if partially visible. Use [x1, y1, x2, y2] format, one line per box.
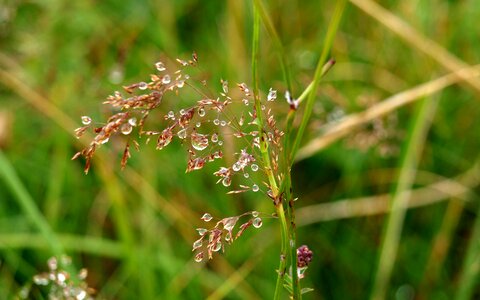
[213, 119, 220, 125]
[155, 61, 166, 71]
[232, 163, 241, 172]
[211, 133, 218, 143]
[267, 88, 277, 101]
[198, 107, 206, 117]
[121, 123, 132, 135]
[193, 239, 203, 250]
[168, 111, 175, 119]
[197, 228, 207, 235]
[252, 211, 259, 217]
[244, 172, 249, 178]
[225, 232, 232, 242]
[177, 128, 187, 139]
[223, 218, 236, 231]
[213, 242, 222, 252]
[222, 80, 228, 93]
[195, 252, 204, 262]
[242, 99, 249, 106]
[220, 120, 227, 127]
[33, 275, 49, 286]
[191, 132, 209, 150]
[128, 117, 137, 126]
[253, 217, 263, 228]
[81, 116, 92, 125]
[252, 184, 259, 192]
[196, 122, 201, 128]
[162, 75, 171, 84]
[218, 140, 223, 146]
[222, 177, 231, 187]
[176, 80, 185, 88]
[251, 164, 259, 172]
[180, 109, 185, 115]
[201, 213, 213, 222]
[138, 82, 148, 90]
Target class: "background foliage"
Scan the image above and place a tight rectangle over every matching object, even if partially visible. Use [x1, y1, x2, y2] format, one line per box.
[1, 0, 480, 299]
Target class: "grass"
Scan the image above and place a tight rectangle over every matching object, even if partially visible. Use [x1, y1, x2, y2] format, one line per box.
[1, 0, 480, 299]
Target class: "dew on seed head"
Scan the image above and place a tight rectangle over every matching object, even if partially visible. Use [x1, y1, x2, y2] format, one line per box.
[176, 80, 185, 88]
[253, 217, 263, 228]
[268, 88, 277, 101]
[201, 213, 213, 222]
[180, 109, 185, 115]
[193, 239, 203, 250]
[218, 140, 223, 146]
[221, 79, 228, 93]
[191, 131, 209, 150]
[78, 268, 88, 280]
[167, 111, 175, 119]
[225, 232, 232, 242]
[211, 133, 218, 143]
[128, 117, 137, 126]
[252, 184, 259, 192]
[222, 177, 231, 187]
[155, 61, 166, 71]
[232, 163, 241, 172]
[261, 105, 266, 111]
[220, 120, 227, 127]
[33, 275, 49, 286]
[213, 119, 220, 126]
[198, 107, 206, 117]
[223, 217, 236, 231]
[244, 172, 249, 178]
[251, 164, 259, 172]
[81, 116, 92, 125]
[196, 122, 201, 128]
[121, 123, 132, 135]
[213, 242, 222, 252]
[138, 82, 148, 90]
[162, 75, 171, 84]
[197, 228, 208, 235]
[194, 252, 204, 262]
[242, 99, 249, 106]
[177, 128, 187, 139]
[252, 211, 259, 217]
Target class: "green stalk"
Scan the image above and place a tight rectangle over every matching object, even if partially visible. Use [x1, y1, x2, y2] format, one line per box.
[251, 5, 287, 299]
[289, 0, 346, 162]
[0, 150, 64, 256]
[455, 202, 480, 300]
[370, 97, 438, 300]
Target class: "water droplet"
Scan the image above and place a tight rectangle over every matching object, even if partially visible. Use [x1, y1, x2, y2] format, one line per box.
[167, 111, 175, 119]
[184, 74, 190, 80]
[138, 82, 148, 90]
[155, 61, 166, 71]
[121, 123, 132, 135]
[222, 177, 231, 187]
[218, 140, 223, 146]
[252, 211, 259, 217]
[222, 80, 228, 93]
[198, 107, 206, 117]
[194, 252, 204, 262]
[223, 218, 236, 231]
[177, 128, 187, 139]
[162, 75, 171, 84]
[211, 133, 218, 143]
[225, 232, 232, 242]
[191, 131, 209, 151]
[268, 88, 277, 101]
[253, 217, 263, 228]
[213, 242, 222, 252]
[213, 119, 220, 126]
[232, 163, 241, 172]
[128, 117, 137, 126]
[201, 213, 213, 222]
[98, 137, 109, 144]
[193, 239, 203, 250]
[251, 164, 259, 172]
[73, 289, 87, 300]
[252, 184, 259, 192]
[57, 271, 67, 283]
[33, 275, 49, 286]
[197, 228, 208, 235]
[176, 80, 185, 88]
[78, 268, 88, 280]
[242, 99, 249, 106]
[81, 116, 91, 125]
[220, 120, 227, 127]
[261, 105, 266, 111]
[244, 172, 249, 178]
[180, 109, 186, 115]
[196, 122, 201, 128]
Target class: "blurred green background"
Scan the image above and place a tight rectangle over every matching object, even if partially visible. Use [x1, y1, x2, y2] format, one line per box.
[1, 0, 480, 299]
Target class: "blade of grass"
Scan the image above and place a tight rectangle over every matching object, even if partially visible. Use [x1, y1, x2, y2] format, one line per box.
[455, 200, 480, 300]
[349, 0, 480, 93]
[289, 0, 346, 162]
[0, 150, 64, 256]
[371, 96, 438, 300]
[253, 0, 293, 93]
[296, 64, 480, 161]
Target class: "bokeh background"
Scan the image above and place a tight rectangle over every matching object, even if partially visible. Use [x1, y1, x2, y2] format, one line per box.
[1, 0, 480, 299]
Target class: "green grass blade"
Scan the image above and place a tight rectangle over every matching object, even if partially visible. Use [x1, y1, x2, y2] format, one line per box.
[370, 97, 438, 300]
